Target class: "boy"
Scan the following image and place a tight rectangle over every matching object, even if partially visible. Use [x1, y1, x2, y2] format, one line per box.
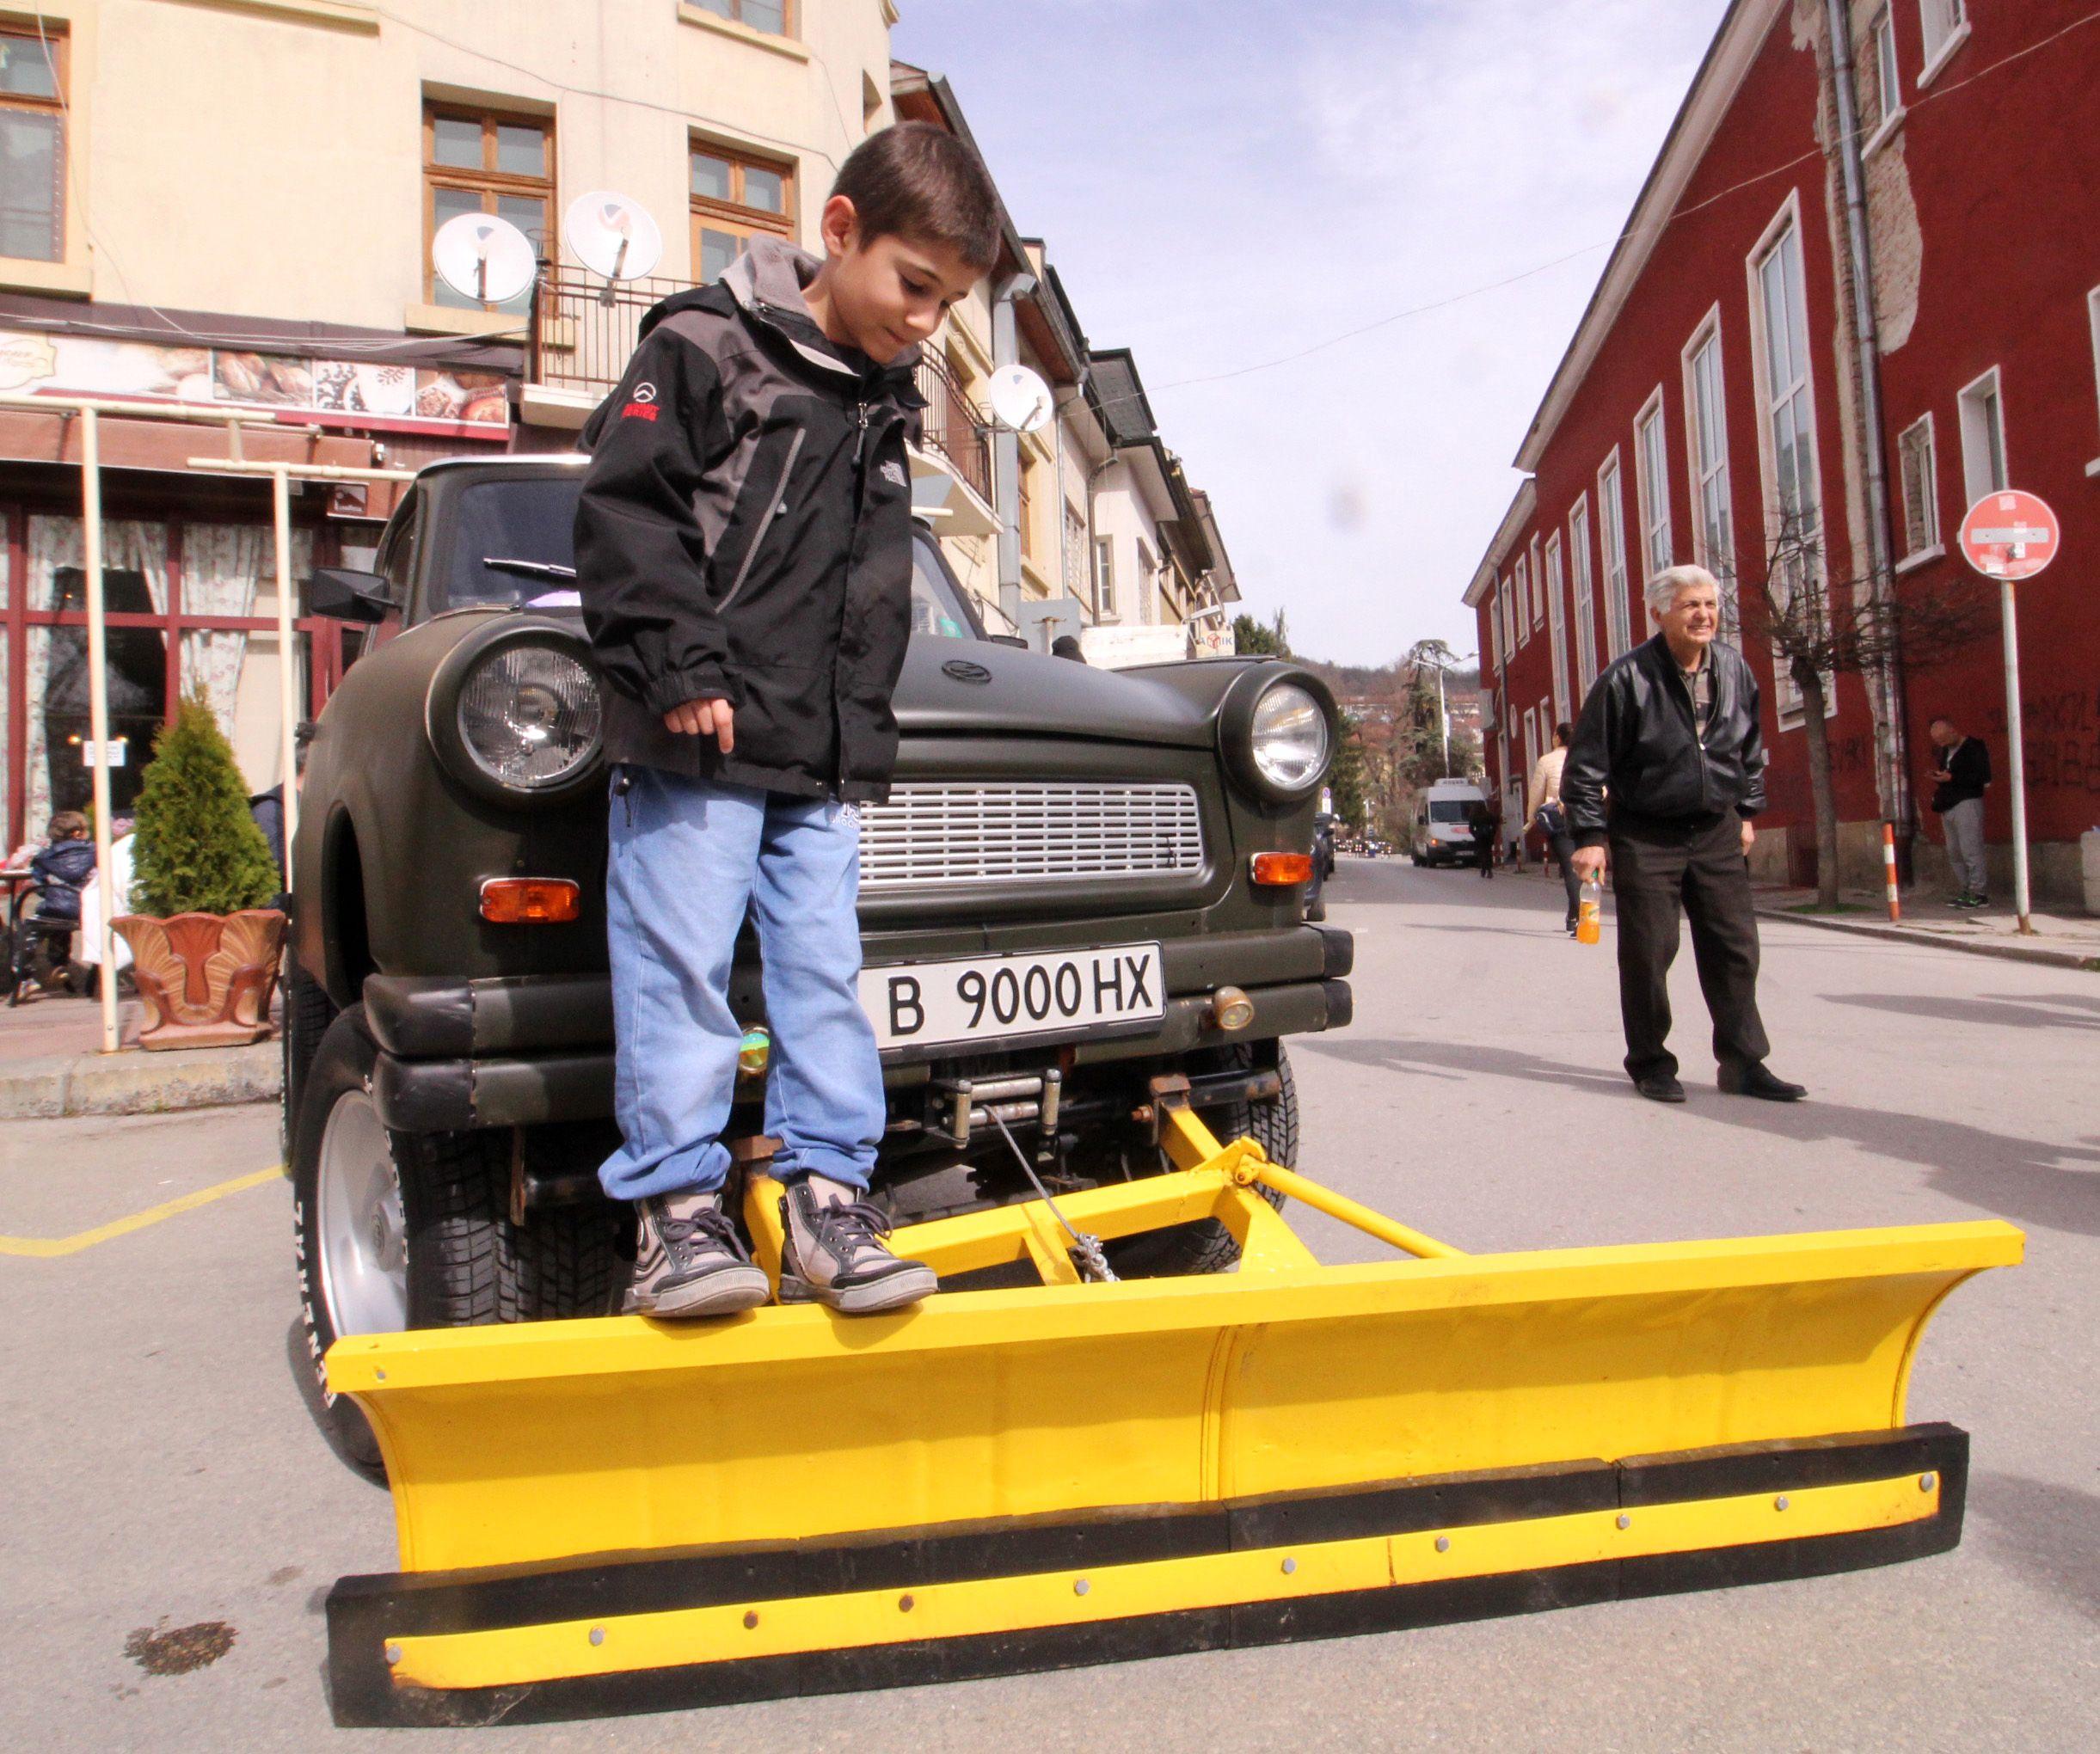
[574, 123, 1000, 1319]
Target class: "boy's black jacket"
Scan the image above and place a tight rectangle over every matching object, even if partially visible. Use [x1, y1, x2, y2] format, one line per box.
[574, 236, 927, 802]
[30, 837, 94, 920]
[1562, 633, 1767, 847]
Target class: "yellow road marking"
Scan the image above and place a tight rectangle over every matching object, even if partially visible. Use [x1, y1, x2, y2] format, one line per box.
[0, 1166, 281, 1259]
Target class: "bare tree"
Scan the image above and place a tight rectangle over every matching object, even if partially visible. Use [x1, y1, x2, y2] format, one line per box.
[1734, 508, 1993, 909]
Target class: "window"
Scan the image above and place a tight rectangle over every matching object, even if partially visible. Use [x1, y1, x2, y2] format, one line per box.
[1633, 392, 1673, 583]
[1499, 573, 1514, 659]
[1530, 536, 1544, 630]
[1864, 9, 1900, 132]
[1685, 321, 1737, 635]
[1897, 415, 1939, 558]
[1569, 495, 1598, 688]
[1522, 707, 1538, 790]
[1958, 367, 2008, 510]
[426, 105, 552, 313]
[1, 26, 66, 263]
[1752, 206, 1827, 720]
[691, 140, 794, 285]
[1598, 453, 1630, 656]
[1017, 457, 1037, 562]
[1489, 584, 1502, 672]
[691, 0, 792, 35]
[2091, 287, 2100, 447]
[1919, 0, 1967, 75]
[1136, 539, 1157, 625]
[1514, 555, 1531, 645]
[1092, 537, 1116, 619]
[1544, 531, 1569, 722]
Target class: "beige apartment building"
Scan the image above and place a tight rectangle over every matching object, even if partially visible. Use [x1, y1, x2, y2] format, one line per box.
[0, 1, 1237, 846]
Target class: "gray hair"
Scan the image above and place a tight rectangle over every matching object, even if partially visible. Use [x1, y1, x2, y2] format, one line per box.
[1645, 563, 1720, 621]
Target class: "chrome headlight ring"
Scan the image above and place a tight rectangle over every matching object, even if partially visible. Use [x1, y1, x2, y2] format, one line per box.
[426, 619, 605, 809]
[1220, 667, 1337, 804]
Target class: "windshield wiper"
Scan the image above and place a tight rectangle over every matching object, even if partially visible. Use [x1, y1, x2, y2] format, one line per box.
[482, 557, 577, 580]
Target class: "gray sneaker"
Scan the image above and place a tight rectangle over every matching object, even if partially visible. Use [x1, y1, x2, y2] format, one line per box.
[778, 1174, 936, 1315]
[626, 1190, 771, 1319]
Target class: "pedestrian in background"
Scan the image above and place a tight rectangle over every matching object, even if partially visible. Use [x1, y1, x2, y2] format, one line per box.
[1528, 721, 1580, 935]
[1563, 564, 1804, 1106]
[1468, 799, 1496, 878]
[1926, 715, 1992, 909]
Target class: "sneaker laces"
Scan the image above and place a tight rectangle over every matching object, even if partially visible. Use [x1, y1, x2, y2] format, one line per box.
[656, 1201, 740, 1264]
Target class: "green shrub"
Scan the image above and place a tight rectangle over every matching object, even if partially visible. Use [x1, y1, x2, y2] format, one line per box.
[131, 691, 280, 917]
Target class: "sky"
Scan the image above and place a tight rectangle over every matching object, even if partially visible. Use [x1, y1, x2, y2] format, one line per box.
[889, 0, 1733, 666]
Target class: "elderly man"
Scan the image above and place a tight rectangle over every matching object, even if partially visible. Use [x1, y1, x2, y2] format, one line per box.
[1563, 564, 1804, 1105]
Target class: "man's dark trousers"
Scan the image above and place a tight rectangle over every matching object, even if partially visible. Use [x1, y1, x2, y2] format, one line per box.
[1609, 809, 1770, 1082]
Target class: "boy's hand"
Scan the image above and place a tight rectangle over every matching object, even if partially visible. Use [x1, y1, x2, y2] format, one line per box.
[663, 697, 734, 753]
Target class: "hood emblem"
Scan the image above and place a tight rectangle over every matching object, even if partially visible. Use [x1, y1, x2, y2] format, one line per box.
[942, 659, 992, 685]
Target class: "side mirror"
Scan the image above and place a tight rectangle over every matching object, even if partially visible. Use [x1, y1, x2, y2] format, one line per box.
[309, 567, 395, 625]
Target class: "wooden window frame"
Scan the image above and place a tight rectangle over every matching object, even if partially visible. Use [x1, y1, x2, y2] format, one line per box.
[1514, 554, 1531, 647]
[0, 23, 69, 266]
[1681, 309, 1740, 639]
[1632, 386, 1673, 586]
[1092, 537, 1116, 621]
[1529, 534, 1544, 632]
[1895, 414, 1941, 563]
[1956, 365, 2008, 508]
[423, 101, 556, 309]
[690, 138, 795, 284]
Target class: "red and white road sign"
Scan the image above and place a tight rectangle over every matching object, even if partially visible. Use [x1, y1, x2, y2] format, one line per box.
[1959, 489, 2059, 581]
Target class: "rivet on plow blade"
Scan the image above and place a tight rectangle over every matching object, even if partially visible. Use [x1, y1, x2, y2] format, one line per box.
[1281, 1557, 1297, 1575]
[1434, 1536, 1451, 1554]
[1617, 1514, 1632, 1530]
[1776, 1495, 1790, 1511]
[1920, 1474, 1937, 1492]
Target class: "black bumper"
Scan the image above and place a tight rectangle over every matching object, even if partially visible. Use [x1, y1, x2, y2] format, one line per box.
[364, 926, 1353, 1134]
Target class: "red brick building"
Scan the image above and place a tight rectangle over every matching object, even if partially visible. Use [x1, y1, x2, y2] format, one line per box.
[1466, 0, 2100, 905]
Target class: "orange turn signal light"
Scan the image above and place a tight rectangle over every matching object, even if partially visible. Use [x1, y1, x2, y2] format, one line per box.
[1249, 851, 1314, 887]
[479, 878, 581, 924]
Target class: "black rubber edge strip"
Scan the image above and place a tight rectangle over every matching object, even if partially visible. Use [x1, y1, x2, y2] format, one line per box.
[327, 1425, 1965, 1727]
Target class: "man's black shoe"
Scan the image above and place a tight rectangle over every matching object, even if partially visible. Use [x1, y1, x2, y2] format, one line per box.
[1635, 1072, 1686, 1103]
[1717, 1062, 1807, 1101]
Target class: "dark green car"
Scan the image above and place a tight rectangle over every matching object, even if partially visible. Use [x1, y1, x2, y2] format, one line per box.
[286, 457, 1349, 1463]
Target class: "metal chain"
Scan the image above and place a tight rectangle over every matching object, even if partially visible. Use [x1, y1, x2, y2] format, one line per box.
[989, 1111, 1118, 1284]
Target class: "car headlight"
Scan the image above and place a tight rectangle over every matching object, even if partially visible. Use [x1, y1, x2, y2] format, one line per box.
[1250, 683, 1329, 793]
[428, 622, 605, 806]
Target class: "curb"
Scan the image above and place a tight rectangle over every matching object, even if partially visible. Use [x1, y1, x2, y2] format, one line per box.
[0, 1041, 280, 1121]
[1753, 906, 2100, 972]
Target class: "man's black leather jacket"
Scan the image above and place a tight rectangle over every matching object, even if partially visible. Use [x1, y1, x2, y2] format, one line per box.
[1562, 634, 1766, 849]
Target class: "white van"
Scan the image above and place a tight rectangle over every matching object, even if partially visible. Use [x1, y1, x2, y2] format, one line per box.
[1411, 780, 1488, 868]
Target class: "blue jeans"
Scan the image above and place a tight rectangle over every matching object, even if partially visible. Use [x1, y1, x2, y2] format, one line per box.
[598, 766, 884, 1202]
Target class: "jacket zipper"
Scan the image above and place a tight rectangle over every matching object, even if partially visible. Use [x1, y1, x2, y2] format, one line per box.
[717, 426, 807, 611]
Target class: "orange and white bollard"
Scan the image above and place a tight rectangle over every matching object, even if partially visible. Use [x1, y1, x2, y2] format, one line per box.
[1882, 822, 1901, 922]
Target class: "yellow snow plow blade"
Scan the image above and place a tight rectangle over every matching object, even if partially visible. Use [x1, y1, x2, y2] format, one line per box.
[323, 1107, 2019, 1726]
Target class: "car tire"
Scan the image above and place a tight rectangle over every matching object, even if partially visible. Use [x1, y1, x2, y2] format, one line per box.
[1105, 1044, 1297, 1280]
[1305, 888, 1327, 923]
[292, 1007, 624, 1475]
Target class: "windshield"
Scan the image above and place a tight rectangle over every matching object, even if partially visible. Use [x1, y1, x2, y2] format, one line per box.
[1428, 800, 1474, 822]
[910, 532, 979, 641]
[444, 477, 582, 611]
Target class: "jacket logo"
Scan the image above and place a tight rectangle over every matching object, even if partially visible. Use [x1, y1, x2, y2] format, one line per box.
[942, 659, 992, 685]
[621, 402, 659, 421]
[881, 459, 907, 487]
[631, 383, 658, 402]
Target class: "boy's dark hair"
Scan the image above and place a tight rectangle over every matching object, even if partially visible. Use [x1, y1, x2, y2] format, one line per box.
[1556, 721, 1574, 745]
[831, 121, 1002, 272]
[47, 810, 89, 839]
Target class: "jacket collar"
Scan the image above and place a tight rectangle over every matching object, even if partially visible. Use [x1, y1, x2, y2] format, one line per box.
[1641, 630, 1734, 717]
[721, 236, 924, 397]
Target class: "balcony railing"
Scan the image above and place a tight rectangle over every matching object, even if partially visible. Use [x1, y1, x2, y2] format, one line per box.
[915, 347, 992, 506]
[530, 266, 697, 402]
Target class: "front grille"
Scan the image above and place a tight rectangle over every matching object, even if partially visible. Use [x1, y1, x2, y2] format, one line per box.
[858, 782, 1205, 890]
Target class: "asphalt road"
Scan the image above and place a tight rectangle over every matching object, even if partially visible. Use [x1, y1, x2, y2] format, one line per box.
[3, 856, 2095, 1750]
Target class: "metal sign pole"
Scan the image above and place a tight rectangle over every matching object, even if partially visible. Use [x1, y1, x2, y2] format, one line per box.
[1999, 579, 2032, 934]
[80, 408, 120, 1055]
[272, 466, 299, 893]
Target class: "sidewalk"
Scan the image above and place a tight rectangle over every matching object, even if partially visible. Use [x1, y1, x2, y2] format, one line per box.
[1750, 885, 2100, 972]
[0, 988, 280, 1120]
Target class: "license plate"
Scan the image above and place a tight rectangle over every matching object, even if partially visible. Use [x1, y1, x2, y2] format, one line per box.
[861, 942, 1165, 1051]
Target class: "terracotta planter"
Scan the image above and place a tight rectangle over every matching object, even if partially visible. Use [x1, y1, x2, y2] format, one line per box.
[112, 909, 286, 1051]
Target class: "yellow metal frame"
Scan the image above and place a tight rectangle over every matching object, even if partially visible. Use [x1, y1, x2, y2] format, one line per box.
[327, 1106, 2020, 1585]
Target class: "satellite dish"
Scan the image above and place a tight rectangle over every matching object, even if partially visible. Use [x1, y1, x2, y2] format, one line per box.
[566, 192, 664, 281]
[987, 364, 1054, 435]
[432, 212, 538, 306]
